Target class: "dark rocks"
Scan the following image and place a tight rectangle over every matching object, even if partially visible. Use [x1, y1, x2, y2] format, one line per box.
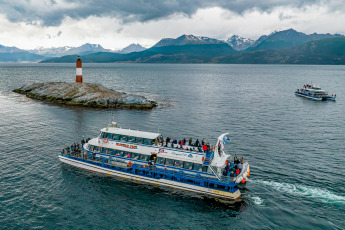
[13, 82, 157, 109]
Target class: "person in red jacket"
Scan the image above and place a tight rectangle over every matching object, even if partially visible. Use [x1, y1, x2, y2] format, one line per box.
[202, 143, 207, 153]
[236, 168, 240, 176]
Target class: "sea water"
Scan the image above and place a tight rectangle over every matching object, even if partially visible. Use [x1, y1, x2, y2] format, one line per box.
[1, 63, 344, 229]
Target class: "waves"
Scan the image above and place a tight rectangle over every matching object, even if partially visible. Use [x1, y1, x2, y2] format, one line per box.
[253, 180, 345, 205]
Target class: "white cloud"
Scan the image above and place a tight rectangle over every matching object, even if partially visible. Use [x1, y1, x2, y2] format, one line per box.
[0, 3, 345, 50]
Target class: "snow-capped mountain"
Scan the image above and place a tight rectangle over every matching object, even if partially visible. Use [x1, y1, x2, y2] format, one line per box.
[29, 43, 112, 57]
[226, 35, 254, 51]
[153, 34, 225, 47]
[118, 43, 146, 54]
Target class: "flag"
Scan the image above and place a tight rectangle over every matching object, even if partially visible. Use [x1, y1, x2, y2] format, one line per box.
[223, 136, 230, 144]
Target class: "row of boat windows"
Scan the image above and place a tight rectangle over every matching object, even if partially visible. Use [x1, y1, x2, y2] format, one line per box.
[100, 132, 154, 145]
[88, 144, 210, 173]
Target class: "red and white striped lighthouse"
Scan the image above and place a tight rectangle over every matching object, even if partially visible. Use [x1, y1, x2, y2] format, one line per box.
[76, 56, 83, 83]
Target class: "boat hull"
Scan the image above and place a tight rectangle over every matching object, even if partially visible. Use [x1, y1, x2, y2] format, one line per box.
[295, 92, 323, 101]
[59, 155, 241, 200]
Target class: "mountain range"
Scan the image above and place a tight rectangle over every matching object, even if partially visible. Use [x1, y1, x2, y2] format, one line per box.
[1, 29, 345, 64]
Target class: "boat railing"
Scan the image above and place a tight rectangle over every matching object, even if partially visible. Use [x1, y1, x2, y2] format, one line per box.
[61, 150, 237, 186]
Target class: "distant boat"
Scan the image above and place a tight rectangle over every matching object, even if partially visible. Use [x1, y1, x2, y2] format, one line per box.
[295, 83, 336, 101]
[59, 121, 250, 201]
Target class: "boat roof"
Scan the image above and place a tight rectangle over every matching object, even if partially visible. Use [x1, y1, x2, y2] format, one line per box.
[306, 89, 326, 92]
[101, 127, 161, 139]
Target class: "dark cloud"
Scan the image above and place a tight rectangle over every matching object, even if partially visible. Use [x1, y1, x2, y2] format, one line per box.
[0, 0, 324, 26]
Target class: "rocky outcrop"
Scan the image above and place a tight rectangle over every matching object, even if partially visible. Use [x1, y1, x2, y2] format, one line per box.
[13, 82, 157, 109]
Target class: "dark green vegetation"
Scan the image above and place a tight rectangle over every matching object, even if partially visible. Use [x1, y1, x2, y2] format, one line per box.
[41, 43, 237, 63]
[2, 29, 345, 64]
[217, 38, 345, 64]
[42, 37, 345, 64]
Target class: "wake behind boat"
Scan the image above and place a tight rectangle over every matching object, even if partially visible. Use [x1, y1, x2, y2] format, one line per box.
[59, 121, 250, 201]
[295, 83, 336, 101]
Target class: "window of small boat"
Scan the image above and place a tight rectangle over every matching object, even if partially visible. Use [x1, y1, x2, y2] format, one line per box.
[115, 150, 125, 157]
[193, 164, 203, 172]
[165, 159, 174, 166]
[127, 136, 136, 142]
[156, 157, 165, 164]
[119, 135, 127, 141]
[174, 160, 183, 168]
[132, 153, 140, 160]
[143, 138, 153, 145]
[111, 134, 120, 140]
[139, 155, 150, 161]
[183, 162, 193, 170]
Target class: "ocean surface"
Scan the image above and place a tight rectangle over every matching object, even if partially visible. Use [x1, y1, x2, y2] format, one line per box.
[0, 63, 344, 229]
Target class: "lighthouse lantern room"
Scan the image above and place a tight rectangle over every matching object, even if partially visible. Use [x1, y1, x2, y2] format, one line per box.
[76, 56, 83, 83]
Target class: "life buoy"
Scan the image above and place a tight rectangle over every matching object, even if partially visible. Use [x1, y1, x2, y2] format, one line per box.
[103, 138, 109, 143]
[127, 161, 133, 167]
[241, 179, 246, 183]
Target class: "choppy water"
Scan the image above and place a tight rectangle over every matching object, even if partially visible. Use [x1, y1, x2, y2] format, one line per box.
[1, 63, 344, 229]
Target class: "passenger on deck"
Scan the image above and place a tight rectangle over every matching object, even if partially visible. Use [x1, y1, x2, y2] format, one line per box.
[195, 139, 200, 147]
[188, 138, 192, 146]
[81, 138, 85, 146]
[230, 171, 235, 182]
[238, 162, 243, 172]
[202, 139, 205, 146]
[223, 162, 230, 177]
[154, 138, 158, 146]
[202, 143, 207, 153]
[234, 154, 238, 163]
[240, 157, 244, 164]
[235, 168, 240, 176]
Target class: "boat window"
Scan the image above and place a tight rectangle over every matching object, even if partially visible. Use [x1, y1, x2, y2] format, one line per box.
[124, 152, 132, 158]
[120, 135, 127, 141]
[112, 134, 120, 140]
[139, 154, 150, 161]
[156, 157, 165, 165]
[127, 136, 136, 143]
[100, 132, 106, 138]
[109, 149, 116, 155]
[106, 133, 112, 139]
[89, 145, 94, 151]
[207, 166, 214, 174]
[101, 147, 107, 153]
[136, 137, 144, 144]
[174, 160, 184, 168]
[193, 164, 203, 172]
[183, 162, 194, 170]
[132, 153, 140, 160]
[165, 159, 174, 166]
[115, 150, 125, 157]
[202, 166, 208, 173]
[143, 138, 153, 145]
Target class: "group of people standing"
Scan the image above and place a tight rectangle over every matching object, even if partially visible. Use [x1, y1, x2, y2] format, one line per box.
[155, 136, 212, 153]
[223, 154, 245, 180]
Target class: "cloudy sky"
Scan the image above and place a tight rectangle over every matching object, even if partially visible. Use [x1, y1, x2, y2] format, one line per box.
[0, 0, 344, 50]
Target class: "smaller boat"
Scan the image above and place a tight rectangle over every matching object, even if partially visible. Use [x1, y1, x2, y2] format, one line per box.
[295, 84, 336, 101]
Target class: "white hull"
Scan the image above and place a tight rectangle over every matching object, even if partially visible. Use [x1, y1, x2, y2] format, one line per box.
[59, 155, 241, 200]
[295, 92, 323, 101]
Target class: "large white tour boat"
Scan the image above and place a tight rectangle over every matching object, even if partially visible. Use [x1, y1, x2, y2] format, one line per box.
[295, 83, 336, 101]
[59, 121, 250, 200]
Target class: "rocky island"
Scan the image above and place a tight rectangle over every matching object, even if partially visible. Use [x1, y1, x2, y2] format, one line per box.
[13, 82, 157, 109]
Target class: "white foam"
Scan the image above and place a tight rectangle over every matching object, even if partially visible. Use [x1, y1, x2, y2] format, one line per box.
[250, 196, 264, 206]
[254, 180, 345, 204]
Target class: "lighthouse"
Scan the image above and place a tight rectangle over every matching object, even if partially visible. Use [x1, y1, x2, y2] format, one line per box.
[76, 56, 83, 83]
